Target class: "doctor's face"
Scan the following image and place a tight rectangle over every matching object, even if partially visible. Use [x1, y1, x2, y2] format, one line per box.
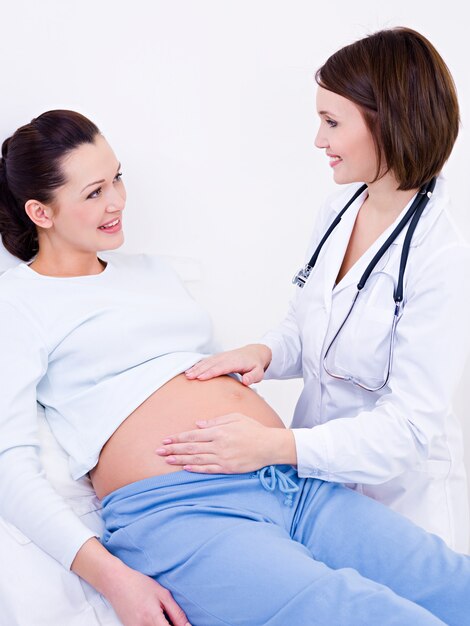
[314, 87, 379, 185]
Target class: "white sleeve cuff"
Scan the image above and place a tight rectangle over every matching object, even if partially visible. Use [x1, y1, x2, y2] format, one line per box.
[293, 427, 330, 480]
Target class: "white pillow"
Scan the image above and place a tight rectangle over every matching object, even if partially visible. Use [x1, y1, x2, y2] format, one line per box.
[0, 235, 20, 272]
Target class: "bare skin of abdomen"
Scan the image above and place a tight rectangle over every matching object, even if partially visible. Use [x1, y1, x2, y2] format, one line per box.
[89, 374, 285, 499]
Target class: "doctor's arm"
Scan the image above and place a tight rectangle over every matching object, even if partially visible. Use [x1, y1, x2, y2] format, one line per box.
[292, 243, 470, 483]
[159, 243, 470, 478]
[0, 302, 190, 626]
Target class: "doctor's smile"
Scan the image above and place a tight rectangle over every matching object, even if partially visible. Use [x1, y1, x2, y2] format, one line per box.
[327, 153, 342, 167]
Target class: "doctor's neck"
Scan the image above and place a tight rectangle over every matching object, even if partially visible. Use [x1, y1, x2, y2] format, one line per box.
[364, 173, 420, 216]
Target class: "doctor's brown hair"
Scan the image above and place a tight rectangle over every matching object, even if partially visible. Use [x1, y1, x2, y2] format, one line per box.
[0, 110, 100, 261]
[315, 27, 459, 190]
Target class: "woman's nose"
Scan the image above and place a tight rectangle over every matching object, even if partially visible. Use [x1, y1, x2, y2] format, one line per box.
[106, 185, 126, 211]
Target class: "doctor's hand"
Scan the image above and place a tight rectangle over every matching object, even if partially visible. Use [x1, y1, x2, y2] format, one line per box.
[156, 413, 297, 474]
[185, 344, 272, 386]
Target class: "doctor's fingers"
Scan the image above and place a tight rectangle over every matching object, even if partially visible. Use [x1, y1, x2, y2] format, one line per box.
[165, 453, 221, 468]
[185, 353, 257, 381]
[156, 441, 215, 457]
[185, 354, 227, 378]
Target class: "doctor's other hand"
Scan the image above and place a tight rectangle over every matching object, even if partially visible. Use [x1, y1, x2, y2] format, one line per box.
[157, 413, 297, 474]
[185, 344, 272, 386]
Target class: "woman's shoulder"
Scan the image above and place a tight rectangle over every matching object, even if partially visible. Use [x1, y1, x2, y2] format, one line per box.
[0, 263, 32, 303]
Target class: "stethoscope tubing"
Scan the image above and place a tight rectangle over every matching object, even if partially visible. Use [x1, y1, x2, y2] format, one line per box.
[294, 177, 437, 392]
[293, 177, 436, 299]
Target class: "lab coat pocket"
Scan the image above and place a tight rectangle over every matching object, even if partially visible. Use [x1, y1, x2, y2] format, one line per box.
[325, 302, 396, 389]
[417, 459, 452, 479]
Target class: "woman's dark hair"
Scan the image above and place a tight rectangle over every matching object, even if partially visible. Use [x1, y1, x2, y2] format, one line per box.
[315, 27, 459, 190]
[0, 110, 100, 261]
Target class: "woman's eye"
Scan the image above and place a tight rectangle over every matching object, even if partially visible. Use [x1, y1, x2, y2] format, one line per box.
[326, 119, 337, 128]
[87, 187, 102, 200]
[114, 171, 123, 182]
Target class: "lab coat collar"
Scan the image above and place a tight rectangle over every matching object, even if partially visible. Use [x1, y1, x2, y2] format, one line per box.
[319, 175, 447, 302]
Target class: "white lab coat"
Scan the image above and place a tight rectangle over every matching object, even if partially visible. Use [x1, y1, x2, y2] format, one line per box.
[263, 176, 470, 552]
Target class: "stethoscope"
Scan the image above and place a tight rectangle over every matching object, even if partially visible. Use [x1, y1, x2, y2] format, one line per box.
[292, 177, 437, 391]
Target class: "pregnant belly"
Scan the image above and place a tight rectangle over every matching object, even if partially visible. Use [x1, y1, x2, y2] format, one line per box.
[89, 373, 284, 499]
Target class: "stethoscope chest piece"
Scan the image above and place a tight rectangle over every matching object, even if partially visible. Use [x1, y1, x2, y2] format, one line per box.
[292, 265, 312, 288]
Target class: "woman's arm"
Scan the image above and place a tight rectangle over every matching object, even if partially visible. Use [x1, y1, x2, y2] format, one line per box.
[0, 302, 190, 626]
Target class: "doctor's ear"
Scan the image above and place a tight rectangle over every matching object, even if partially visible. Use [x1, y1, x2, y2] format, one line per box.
[24, 199, 54, 229]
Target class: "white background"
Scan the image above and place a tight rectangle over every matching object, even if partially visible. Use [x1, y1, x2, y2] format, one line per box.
[1, 1, 469, 527]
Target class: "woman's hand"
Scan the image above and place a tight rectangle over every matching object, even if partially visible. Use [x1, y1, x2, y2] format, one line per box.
[71, 538, 191, 626]
[105, 564, 191, 626]
[185, 344, 272, 386]
[156, 413, 297, 473]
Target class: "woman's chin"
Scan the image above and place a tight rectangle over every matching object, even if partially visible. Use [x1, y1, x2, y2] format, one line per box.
[98, 232, 124, 251]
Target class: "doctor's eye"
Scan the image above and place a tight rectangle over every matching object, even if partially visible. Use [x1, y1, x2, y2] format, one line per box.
[326, 118, 337, 128]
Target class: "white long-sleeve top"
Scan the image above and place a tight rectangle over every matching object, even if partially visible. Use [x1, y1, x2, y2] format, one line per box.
[262, 176, 470, 551]
[0, 253, 213, 568]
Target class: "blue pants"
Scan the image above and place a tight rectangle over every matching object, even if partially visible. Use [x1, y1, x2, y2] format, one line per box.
[101, 466, 470, 625]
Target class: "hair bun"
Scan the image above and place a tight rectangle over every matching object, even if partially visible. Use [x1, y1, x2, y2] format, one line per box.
[0, 156, 7, 182]
[1, 136, 11, 160]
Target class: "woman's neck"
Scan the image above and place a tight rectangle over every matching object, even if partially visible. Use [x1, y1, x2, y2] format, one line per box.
[28, 251, 106, 277]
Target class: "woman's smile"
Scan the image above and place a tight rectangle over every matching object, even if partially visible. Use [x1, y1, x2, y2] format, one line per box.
[98, 217, 122, 233]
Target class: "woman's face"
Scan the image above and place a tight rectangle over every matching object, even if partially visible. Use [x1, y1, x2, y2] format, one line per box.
[44, 134, 126, 253]
[314, 86, 379, 185]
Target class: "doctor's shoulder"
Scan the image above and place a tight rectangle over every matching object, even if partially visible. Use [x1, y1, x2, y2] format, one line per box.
[409, 177, 469, 260]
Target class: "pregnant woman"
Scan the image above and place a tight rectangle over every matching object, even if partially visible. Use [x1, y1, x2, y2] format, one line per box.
[1, 109, 470, 626]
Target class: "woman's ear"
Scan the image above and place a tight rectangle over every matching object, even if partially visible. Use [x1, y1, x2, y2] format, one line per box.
[24, 200, 54, 229]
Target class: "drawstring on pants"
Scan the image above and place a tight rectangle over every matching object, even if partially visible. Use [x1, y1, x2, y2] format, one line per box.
[256, 466, 299, 507]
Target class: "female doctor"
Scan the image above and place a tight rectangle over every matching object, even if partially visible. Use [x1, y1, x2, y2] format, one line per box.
[157, 27, 470, 552]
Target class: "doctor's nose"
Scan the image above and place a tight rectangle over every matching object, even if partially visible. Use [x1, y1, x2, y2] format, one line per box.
[314, 129, 328, 149]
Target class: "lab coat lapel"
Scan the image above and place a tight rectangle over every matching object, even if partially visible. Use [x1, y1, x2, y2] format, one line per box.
[318, 175, 447, 310]
[330, 186, 439, 299]
[332, 234, 392, 298]
[320, 194, 364, 312]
